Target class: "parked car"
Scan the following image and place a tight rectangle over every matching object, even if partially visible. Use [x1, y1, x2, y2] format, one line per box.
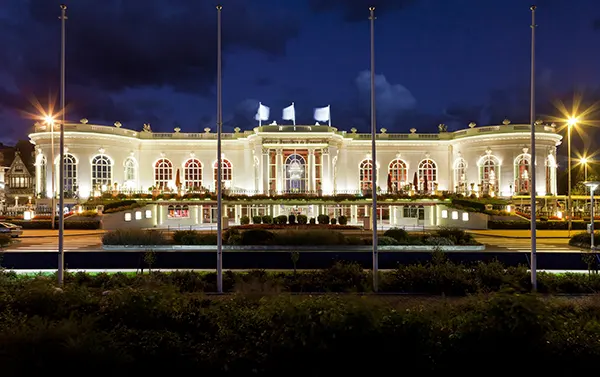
[0, 222, 23, 238]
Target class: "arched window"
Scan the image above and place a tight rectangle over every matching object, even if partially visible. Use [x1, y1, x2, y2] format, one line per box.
[123, 157, 137, 183]
[453, 158, 467, 193]
[58, 153, 78, 194]
[478, 154, 500, 195]
[546, 155, 557, 195]
[154, 158, 173, 189]
[359, 159, 374, 193]
[91, 155, 112, 189]
[514, 153, 531, 194]
[388, 159, 407, 193]
[184, 159, 203, 190]
[418, 159, 437, 192]
[213, 158, 232, 185]
[36, 155, 47, 196]
[285, 154, 307, 193]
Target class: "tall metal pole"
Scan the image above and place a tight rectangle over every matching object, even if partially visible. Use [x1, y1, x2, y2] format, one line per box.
[58, 4, 67, 286]
[529, 5, 537, 291]
[216, 5, 223, 293]
[369, 6, 378, 292]
[591, 187, 595, 250]
[585, 163, 588, 181]
[568, 125, 572, 236]
[51, 122, 55, 229]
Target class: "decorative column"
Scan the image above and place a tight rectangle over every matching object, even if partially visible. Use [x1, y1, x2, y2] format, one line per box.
[261, 148, 269, 195]
[322, 147, 331, 194]
[276, 149, 284, 194]
[351, 204, 358, 224]
[308, 149, 315, 192]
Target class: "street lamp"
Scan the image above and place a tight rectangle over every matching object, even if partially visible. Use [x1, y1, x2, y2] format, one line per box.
[584, 181, 600, 251]
[42, 115, 57, 230]
[580, 157, 590, 181]
[567, 117, 578, 237]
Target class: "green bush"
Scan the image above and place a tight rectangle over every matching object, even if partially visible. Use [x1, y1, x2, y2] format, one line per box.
[262, 215, 273, 224]
[102, 229, 170, 245]
[240, 229, 275, 245]
[434, 227, 476, 245]
[331, 218, 337, 225]
[378, 236, 399, 245]
[240, 216, 250, 225]
[276, 215, 287, 225]
[338, 215, 348, 225]
[172, 230, 217, 245]
[383, 227, 409, 242]
[309, 217, 316, 225]
[288, 214, 296, 224]
[317, 214, 330, 224]
[102, 199, 138, 211]
[569, 232, 599, 248]
[0, 233, 12, 247]
[297, 214, 308, 224]
[424, 236, 454, 246]
[252, 215, 262, 224]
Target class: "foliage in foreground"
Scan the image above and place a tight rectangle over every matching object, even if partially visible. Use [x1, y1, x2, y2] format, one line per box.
[0, 282, 599, 373]
[4, 256, 600, 294]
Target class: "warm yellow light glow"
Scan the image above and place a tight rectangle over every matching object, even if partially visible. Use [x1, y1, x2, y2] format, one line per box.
[581, 157, 588, 165]
[567, 117, 578, 126]
[43, 115, 55, 125]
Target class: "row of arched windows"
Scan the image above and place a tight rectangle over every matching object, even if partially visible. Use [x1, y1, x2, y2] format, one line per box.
[359, 158, 438, 192]
[37, 154, 234, 193]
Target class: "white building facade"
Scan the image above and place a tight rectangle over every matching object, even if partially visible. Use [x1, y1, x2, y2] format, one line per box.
[29, 120, 562, 201]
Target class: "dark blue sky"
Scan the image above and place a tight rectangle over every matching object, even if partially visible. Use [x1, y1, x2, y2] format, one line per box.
[1, 0, 600, 145]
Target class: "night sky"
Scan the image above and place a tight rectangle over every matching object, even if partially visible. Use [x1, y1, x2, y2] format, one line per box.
[1, 0, 600, 151]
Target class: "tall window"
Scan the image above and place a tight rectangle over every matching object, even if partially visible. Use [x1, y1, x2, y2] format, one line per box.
[91, 155, 112, 189]
[154, 158, 173, 189]
[359, 159, 374, 193]
[546, 155, 556, 195]
[388, 159, 407, 193]
[124, 157, 137, 183]
[184, 159, 203, 190]
[59, 153, 78, 194]
[453, 158, 467, 193]
[213, 158, 232, 186]
[478, 155, 500, 195]
[514, 154, 531, 194]
[285, 154, 307, 193]
[418, 159, 437, 192]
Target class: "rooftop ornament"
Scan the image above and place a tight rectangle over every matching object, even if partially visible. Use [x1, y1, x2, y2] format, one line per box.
[80, 118, 88, 124]
[469, 122, 477, 128]
[114, 121, 122, 128]
[438, 123, 447, 132]
[204, 127, 211, 133]
[142, 123, 152, 132]
[350, 127, 357, 133]
[410, 128, 417, 134]
[502, 118, 510, 125]
[174, 127, 181, 133]
[380, 128, 387, 134]
[234, 127, 241, 133]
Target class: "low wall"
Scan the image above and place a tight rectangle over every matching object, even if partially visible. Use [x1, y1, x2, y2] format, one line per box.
[435, 205, 488, 230]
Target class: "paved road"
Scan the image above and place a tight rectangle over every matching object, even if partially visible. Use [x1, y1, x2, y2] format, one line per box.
[472, 236, 579, 253]
[5, 233, 102, 252]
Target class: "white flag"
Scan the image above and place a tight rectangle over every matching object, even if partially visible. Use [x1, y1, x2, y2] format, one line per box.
[282, 102, 295, 125]
[255, 102, 270, 121]
[313, 105, 330, 123]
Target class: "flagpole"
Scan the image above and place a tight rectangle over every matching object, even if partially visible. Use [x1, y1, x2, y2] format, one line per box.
[529, 5, 537, 291]
[258, 102, 262, 127]
[216, 4, 223, 293]
[292, 102, 295, 126]
[369, 6, 379, 292]
[328, 105, 331, 127]
[58, 4, 67, 286]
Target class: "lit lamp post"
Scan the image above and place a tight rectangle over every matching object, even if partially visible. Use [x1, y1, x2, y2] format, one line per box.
[567, 117, 577, 237]
[584, 181, 600, 251]
[43, 115, 57, 229]
[580, 157, 589, 181]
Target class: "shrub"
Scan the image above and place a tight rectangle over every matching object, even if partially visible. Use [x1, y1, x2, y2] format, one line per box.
[262, 215, 273, 224]
[317, 214, 330, 225]
[297, 214, 308, 225]
[378, 236, 399, 245]
[569, 232, 599, 248]
[172, 230, 217, 245]
[424, 236, 454, 246]
[383, 227, 409, 243]
[252, 215, 262, 224]
[102, 229, 170, 245]
[277, 215, 288, 225]
[240, 229, 275, 245]
[240, 216, 250, 225]
[0, 233, 11, 248]
[288, 214, 296, 224]
[338, 215, 348, 225]
[102, 199, 138, 211]
[434, 227, 475, 245]
[224, 228, 242, 245]
[309, 217, 316, 225]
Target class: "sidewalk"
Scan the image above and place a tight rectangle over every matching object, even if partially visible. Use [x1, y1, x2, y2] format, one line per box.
[468, 229, 577, 239]
[20, 229, 105, 238]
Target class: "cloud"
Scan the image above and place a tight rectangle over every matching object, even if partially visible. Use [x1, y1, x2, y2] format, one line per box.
[0, 0, 301, 135]
[355, 70, 416, 126]
[308, 0, 416, 22]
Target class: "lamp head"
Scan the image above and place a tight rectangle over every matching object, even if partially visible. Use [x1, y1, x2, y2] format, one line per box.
[567, 117, 578, 126]
[584, 181, 600, 191]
